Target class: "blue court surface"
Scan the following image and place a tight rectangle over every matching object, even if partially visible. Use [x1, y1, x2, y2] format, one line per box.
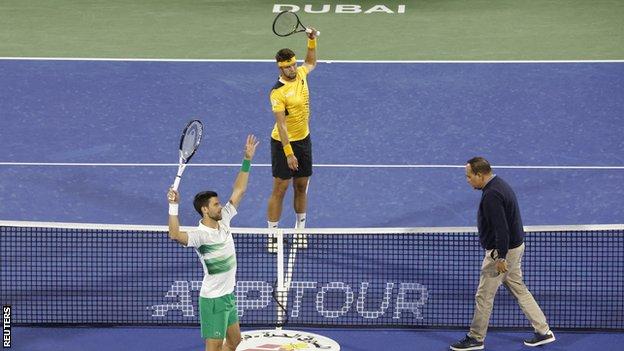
[11, 326, 624, 351]
[0, 60, 623, 228]
[2, 59, 624, 351]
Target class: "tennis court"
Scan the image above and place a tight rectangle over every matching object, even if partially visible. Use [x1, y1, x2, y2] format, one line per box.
[1, 1, 624, 350]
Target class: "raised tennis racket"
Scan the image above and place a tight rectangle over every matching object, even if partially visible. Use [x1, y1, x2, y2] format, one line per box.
[171, 119, 203, 191]
[272, 11, 320, 37]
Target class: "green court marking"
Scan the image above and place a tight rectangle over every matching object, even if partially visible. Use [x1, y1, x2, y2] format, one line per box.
[0, 1, 622, 60]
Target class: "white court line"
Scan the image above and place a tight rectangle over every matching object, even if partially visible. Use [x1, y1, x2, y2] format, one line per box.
[0, 162, 623, 170]
[1, 220, 623, 233]
[1, 57, 623, 63]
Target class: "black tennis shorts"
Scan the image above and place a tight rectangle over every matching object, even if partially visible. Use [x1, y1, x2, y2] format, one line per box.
[271, 135, 313, 179]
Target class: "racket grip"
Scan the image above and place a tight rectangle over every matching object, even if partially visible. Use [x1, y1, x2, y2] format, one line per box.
[172, 176, 181, 191]
[172, 163, 186, 191]
[305, 28, 320, 37]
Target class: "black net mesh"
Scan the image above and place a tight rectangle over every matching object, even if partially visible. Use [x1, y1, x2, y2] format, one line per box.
[1, 224, 623, 330]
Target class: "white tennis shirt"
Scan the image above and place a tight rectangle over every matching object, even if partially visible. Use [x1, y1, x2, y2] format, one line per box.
[185, 202, 237, 298]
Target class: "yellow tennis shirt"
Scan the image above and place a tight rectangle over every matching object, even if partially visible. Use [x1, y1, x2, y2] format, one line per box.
[269, 66, 310, 142]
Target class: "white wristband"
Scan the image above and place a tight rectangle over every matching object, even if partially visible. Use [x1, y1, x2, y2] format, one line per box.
[168, 204, 179, 216]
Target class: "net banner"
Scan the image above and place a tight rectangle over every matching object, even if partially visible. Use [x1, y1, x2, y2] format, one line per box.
[1, 223, 623, 329]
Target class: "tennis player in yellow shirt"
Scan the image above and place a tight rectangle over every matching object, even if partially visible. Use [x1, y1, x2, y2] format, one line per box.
[267, 28, 318, 252]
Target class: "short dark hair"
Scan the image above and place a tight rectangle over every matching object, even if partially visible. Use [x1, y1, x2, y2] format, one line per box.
[467, 157, 492, 175]
[193, 191, 218, 216]
[275, 48, 296, 62]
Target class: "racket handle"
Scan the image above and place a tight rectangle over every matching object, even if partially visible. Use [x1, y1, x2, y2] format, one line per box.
[172, 176, 181, 191]
[172, 163, 186, 191]
[305, 28, 320, 37]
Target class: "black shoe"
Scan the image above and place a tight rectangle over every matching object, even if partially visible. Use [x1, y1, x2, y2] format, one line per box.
[450, 335, 484, 350]
[524, 331, 556, 347]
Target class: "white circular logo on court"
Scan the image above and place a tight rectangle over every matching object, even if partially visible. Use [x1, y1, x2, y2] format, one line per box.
[239, 329, 340, 350]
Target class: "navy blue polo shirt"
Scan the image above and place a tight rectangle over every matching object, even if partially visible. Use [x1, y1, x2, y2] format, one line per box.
[477, 175, 525, 258]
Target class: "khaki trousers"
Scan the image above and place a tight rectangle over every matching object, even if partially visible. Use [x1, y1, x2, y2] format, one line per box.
[468, 243, 549, 341]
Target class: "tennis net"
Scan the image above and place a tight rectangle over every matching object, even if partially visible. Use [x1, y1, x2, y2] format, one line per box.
[1, 221, 623, 330]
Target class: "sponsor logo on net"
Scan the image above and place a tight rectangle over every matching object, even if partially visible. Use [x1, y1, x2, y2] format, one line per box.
[148, 280, 428, 321]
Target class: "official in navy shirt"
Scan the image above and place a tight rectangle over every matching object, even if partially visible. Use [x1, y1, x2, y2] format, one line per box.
[451, 157, 555, 351]
[476, 168, 524, 259]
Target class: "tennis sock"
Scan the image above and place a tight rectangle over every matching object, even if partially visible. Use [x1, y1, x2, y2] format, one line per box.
[295, 213, 306, 229]
[268, 221, 279, 229]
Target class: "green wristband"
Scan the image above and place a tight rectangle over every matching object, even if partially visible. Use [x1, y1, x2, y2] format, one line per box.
[241, 159, 251, 172]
